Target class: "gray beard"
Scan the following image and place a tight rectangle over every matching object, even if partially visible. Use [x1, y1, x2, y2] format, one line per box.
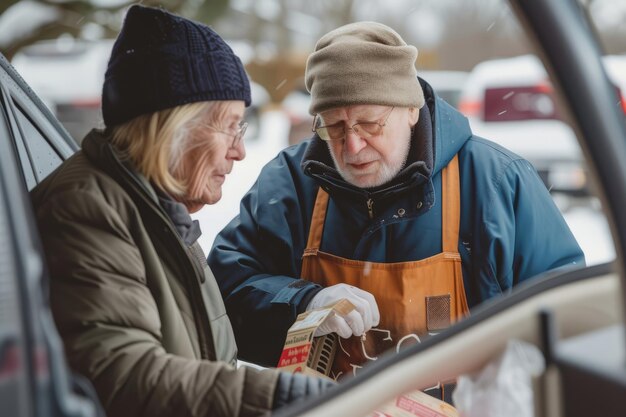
[328, 132, 412, 188]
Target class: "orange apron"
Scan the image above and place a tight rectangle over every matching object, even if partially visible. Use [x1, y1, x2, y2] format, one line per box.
[301, 155, 469, 381]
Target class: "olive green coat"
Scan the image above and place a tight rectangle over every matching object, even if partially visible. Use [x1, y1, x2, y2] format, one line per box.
[31, 130, 278, 417]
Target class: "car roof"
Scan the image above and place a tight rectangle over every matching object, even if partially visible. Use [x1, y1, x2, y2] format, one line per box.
[461, 55, 548, 98]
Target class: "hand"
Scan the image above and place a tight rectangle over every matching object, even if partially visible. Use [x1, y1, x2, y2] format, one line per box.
[273, 371, 335, 410]
[306, 283, 380, 338]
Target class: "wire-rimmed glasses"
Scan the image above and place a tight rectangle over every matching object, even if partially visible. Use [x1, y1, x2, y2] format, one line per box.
[312, 106, 395, 141]
[203, 120, 248, 148]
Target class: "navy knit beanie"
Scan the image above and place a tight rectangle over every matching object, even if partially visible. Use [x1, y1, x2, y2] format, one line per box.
[102, 5, 251, 127]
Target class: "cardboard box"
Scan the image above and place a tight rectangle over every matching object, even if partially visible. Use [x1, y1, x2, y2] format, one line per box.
[374, 389, 459, 417]
[278, 299, 459, 416]
[277, 299, 354, 379]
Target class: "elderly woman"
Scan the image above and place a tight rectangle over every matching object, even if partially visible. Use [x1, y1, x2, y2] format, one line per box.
[30, 5, 330, 417]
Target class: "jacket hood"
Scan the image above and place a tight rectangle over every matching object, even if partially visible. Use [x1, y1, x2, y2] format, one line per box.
[301, 78, 472, 200]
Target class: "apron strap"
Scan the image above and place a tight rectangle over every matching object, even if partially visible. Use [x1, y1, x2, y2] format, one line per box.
[442, 155, 461, 253]
[305, 188, 330, 252]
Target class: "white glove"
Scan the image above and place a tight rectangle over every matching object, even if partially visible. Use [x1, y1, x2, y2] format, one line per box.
[306, 283, 380, 338]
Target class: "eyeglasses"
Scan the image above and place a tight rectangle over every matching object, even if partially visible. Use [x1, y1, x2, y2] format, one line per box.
[312, 107, 395, 141]
[203, 121, 248, 148]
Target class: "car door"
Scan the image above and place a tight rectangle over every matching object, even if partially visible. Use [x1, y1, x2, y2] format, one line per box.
[0, 51, 77, 191]
[274, 0, 626, 415]
[0, 53, 102, 416]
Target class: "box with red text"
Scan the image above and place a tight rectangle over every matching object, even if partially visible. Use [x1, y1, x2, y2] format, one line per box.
[277, 299, 354, 379]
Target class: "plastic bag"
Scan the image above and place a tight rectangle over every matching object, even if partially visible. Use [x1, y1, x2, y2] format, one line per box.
[452, 340, 545, 417]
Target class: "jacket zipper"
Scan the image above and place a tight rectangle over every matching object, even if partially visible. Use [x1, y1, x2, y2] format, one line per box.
[367, 198, 374, 219]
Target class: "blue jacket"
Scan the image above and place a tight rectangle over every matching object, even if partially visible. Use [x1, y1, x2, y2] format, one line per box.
[208, 82, 584, 366]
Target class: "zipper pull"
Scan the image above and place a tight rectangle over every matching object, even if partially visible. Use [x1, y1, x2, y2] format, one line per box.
[367, 198, 374, 219]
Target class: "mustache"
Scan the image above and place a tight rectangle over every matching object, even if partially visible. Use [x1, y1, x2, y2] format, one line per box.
[343, 153, 378, 165]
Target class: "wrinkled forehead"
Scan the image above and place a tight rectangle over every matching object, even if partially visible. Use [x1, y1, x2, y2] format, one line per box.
[319, 104, 391, 123]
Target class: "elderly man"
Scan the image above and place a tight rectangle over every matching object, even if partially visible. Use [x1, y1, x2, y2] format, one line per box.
[209, 22, 583, 384]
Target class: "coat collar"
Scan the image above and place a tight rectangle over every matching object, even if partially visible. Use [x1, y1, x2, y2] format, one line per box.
[81, 129, 202, 246]
[300, 79, 472, 203]
[154, 188, 202, 246]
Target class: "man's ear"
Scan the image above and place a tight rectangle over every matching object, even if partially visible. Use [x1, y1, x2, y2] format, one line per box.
[408, 107, 419, 126]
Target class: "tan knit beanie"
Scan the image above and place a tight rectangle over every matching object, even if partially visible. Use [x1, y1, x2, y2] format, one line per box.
[305, 21, 425, 115]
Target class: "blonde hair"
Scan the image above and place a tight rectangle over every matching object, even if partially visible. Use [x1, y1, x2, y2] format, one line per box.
[108, 101, 231, 197]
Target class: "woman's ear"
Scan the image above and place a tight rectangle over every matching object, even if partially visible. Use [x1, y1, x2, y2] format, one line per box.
[408, 107, 419, 126]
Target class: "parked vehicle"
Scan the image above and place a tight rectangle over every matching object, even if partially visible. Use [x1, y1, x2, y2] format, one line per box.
[458, 54, 625, 197]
